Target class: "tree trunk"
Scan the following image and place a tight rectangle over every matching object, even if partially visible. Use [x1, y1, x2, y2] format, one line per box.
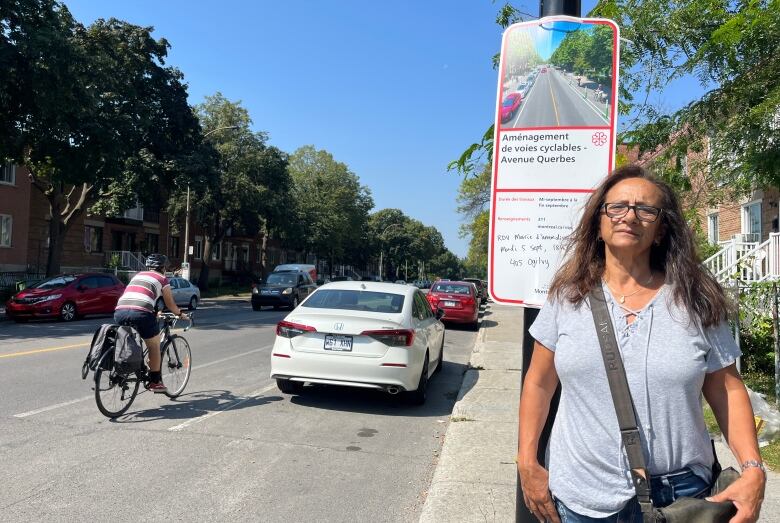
[260, 224, 268, 278]
[45, 209, 66, 277]
[198, 236, 213, 291]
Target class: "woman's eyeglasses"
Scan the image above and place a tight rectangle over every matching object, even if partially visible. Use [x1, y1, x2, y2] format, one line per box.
[602, 203, 663, 223]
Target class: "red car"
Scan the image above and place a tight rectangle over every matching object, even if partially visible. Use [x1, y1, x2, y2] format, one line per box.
[426, 281, 480, 330]
[5, 273, 124, 322]
[500, 92, 522, 122]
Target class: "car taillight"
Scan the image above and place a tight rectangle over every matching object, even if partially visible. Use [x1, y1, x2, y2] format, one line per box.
[276, 320, 317, 338]
[463, 296, 475, 306]
[361, 329, 415, 347]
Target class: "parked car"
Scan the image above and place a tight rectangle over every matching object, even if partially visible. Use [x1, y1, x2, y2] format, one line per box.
[328, 275, 353, 282]
[168, 277, 201, 310]
[270, 281, 445, 404]
[394, 279, 406, 284]
[426, 281, 480, 330]
[5, 273, 124, 322]
[463, 278, 487, 304]
[274, 264, 317, 283]
[500, 92, 522, 122]
[252, 270, 317, 311]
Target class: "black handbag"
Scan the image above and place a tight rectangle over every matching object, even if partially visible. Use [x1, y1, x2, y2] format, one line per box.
[589, 285, 738, 523]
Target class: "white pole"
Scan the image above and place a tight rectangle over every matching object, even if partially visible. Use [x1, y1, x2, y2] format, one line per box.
[182, 184, 190, 279]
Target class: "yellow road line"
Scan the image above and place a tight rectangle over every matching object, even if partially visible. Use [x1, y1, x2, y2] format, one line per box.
[0, 342, 88, 359]
[548, 73, 560, 126]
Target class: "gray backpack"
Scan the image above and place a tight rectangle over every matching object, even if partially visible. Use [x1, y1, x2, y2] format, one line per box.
[114, 326, 145, 372]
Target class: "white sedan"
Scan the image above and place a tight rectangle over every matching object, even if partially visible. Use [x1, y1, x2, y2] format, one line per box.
[270, 281, 446, 404]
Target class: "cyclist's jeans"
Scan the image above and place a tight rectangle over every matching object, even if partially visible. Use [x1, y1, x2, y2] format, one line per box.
[554, 467, 710, 523]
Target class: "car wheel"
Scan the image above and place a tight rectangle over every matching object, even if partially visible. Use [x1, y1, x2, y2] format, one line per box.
[252, 303, 263, 311]
[276, 378, 304, 394]
[470, 317, 480, 331]
[290, 296, 299, 310]
[435, 334, 444, 373]
[188, 296, 198, 310]
[405, 353, 429, 405]
[60, 302, 77, 322]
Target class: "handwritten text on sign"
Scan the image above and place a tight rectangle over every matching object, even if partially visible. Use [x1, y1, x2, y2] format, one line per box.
[491, 192, 588, 307]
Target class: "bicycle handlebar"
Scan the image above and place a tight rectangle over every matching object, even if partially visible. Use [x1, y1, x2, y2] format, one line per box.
[159, 311, 195, 331]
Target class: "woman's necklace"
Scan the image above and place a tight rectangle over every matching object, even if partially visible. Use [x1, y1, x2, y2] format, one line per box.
[603, 272, 654, 304]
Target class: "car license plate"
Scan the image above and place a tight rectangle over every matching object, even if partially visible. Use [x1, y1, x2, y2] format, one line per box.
[324, 335, 353, 352]
[443, 300, 457, 307]
[261, 289, 273, 295]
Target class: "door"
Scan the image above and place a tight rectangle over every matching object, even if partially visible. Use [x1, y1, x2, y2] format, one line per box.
[97, 275, 121, 312]
[169, 278, 183, 305]
[416, 291, 443, 368]
[75, 277, 102, 313]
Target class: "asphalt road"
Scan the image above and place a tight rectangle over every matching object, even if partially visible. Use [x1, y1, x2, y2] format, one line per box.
[0, 298, 482, 522]
[507, 67, 609, 128]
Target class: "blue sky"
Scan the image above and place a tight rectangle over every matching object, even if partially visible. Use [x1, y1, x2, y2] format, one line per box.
[63, 0, 702, 258]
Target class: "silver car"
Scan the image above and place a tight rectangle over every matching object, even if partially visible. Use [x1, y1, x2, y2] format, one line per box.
[169, 277, 201, 310]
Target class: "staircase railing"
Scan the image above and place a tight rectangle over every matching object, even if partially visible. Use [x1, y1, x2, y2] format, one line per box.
[105, 251, 146, 271]
[705, 233, 780, 283]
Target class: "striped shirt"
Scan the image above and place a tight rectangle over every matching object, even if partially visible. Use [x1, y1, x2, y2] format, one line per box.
[115, 271, 170, 314]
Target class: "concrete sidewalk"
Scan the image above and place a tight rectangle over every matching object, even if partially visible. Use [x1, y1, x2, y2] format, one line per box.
[420, 303, 780, 522]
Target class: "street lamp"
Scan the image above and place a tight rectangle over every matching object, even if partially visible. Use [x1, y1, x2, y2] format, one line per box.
[182, 125, 240, 279]
[377, 223, 403, 281]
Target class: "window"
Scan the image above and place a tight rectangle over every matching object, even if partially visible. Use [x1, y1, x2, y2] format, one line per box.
[707, 214, 719, 245]
[302, 290, 405, 313]
[194, 236, 203, 260]
[98, 276, 117, 288]
[84, 225, 103, 253]
[0, 214, 11, 247]
[170, 236, 180, 258]
[144, 233, 159, 254]
[0, 163, 15, 185]
[80, 277, 100, 289]
[415, 292, 433, 319]
[212, 241, 221, 261]
[742, 201, 762, 239]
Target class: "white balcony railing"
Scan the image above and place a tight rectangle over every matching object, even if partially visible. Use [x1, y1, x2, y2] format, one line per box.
[704, 233, 780, 284]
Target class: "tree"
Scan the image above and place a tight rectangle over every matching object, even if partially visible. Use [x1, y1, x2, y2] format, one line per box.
[0, 1, 202, 275]
[288, 146, 374, 276]
[592, 0, 780, 189]
[170, 93, 291, 290]
[456, 163, 491, 279]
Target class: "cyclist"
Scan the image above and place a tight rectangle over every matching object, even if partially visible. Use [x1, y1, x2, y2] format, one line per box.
[114, 254, 187, 393]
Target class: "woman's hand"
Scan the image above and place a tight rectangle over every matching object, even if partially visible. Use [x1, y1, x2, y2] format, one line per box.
[706, 468, 765, 523]
[518, 460, 560, 523]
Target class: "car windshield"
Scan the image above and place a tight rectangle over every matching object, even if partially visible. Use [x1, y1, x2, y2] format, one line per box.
[432, 283, 471, 295]
[30, 275, 77, 290]
[302, 290, 405, 313]
[502, 97, 516, 107]
[266, 273, 297, 285]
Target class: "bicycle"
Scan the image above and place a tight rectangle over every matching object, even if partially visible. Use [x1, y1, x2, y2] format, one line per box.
[92, 312, 194, 418]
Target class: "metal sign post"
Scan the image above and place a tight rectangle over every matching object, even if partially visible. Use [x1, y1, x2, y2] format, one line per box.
[489, 9, 621, 522]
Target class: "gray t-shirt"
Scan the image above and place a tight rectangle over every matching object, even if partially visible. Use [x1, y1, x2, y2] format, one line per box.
[529, 283, 740, 518]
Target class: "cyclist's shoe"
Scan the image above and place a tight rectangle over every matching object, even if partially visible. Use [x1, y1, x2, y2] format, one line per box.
[148, 381, 167, 394]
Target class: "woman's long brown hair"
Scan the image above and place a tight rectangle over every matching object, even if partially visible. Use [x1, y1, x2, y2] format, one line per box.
[547, 164, 731, 327]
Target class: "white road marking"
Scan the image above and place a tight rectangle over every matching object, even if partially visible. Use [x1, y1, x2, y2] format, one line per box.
[168, 383, 277, 432]
[11, 345, 274, 418]
[13, 395, 94, 418]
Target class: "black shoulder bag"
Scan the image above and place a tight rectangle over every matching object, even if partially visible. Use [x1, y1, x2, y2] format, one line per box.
[589, 285, 739, 523]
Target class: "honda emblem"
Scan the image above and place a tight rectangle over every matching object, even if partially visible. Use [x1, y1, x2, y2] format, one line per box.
[334, 322, 344, 331]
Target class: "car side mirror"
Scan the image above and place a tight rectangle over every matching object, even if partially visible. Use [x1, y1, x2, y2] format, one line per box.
[436, 308, 445, 320]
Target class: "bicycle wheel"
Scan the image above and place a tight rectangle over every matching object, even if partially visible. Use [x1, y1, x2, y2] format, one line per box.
[162, 335, 191, 398]
[94, 350, 140, 418]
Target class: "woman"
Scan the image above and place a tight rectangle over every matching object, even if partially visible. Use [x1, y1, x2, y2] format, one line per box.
[517, 165, 765, 522]
[114, 253, 187, 393]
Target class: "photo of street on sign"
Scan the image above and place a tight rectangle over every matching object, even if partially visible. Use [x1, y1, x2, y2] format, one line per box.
[489, 16, 620, 306]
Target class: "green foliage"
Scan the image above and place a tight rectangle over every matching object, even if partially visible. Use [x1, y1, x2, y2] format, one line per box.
[288, 145, 374, 269]
[592, 0, 780, 189]
[456, 164, 491, 279]
[0, 1, 203, 275]
[550, 25, 614, 86]
[737, 282, 778, 375]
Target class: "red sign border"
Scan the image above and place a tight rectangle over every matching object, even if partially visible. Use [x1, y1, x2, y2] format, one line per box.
[488, 16, 620, 306]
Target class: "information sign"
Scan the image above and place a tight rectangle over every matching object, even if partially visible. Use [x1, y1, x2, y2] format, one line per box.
[488, 16, 620, 307]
